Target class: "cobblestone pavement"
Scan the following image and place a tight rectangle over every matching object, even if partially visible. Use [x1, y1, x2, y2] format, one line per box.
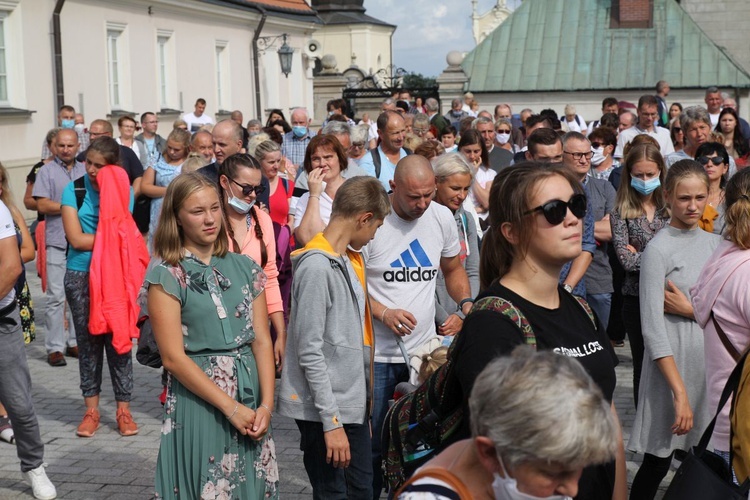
[0, 263, 669, 499]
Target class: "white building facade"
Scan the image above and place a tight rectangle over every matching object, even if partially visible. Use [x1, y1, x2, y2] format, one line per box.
[2, 0, 319, 217]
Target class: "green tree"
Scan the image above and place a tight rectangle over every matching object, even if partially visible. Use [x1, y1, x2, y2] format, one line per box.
[402, 72, 437, 89]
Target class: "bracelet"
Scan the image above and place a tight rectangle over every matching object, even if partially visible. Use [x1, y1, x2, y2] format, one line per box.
[458, 298, 474, 309]
[227, 402, 239, 421]
[309, 195, 320, 200]
[259, 403, 273, 419]
[381, 307, 389, 323]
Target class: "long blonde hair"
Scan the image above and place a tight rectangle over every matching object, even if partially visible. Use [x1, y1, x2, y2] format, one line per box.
[0, 162, 16, 210]
[614, 143, 666, 219]
[152, 173, 229, 265]
[724, 168, 750, 249]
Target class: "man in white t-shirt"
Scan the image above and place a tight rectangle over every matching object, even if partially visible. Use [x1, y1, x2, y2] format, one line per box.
[363, 155, 473, 497]
[182, 98, 215, 132]
[0, 201, 57, 499]
[614, 95, 674, 159]
[705, 86, 723, 128]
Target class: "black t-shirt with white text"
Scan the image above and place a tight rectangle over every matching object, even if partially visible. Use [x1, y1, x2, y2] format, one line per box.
[450, 282, 618, 500]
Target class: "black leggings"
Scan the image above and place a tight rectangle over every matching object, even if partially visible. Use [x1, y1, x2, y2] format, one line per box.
[630, 452, 674, 500]
[622, 295, 644, 407]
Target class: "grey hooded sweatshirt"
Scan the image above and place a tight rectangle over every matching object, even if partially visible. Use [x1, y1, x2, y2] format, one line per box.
[277, 233, 374, 432]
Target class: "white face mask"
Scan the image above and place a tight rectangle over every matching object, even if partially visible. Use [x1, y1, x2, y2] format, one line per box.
[492, 459, 572, 500]
[227, 183, 255, 215]
[496, 132, 511, 145]
[591, 146, 607, 166]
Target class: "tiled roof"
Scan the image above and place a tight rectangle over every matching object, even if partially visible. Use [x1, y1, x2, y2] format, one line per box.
[462, 0, 750, 91]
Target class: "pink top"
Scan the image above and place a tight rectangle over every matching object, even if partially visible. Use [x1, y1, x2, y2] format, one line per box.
[691, 239, 750, 451]
[232, 207, 283, 315]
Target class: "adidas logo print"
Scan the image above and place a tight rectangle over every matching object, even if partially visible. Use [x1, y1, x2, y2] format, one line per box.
[383, 239, 438, 283]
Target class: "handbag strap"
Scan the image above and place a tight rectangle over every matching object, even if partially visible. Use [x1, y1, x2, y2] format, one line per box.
[712, 312, 741, 362]
[697, 346, 750, 453]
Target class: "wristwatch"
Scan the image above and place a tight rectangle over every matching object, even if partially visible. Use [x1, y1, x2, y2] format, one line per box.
[562, 284, 573, 293]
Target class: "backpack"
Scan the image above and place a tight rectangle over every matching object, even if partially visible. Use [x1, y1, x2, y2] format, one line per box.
[381, 293, 596, 492]
[371, 147, 413, 180]
[73, 176, 87, 210]
[65, 177, 87, 257]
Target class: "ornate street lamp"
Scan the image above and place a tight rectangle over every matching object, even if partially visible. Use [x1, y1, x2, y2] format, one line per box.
[277, 34, 294, 78]
[257, 33, 294, 78]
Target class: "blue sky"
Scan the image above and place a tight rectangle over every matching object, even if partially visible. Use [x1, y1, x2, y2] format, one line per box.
[363, 0, 522, 77]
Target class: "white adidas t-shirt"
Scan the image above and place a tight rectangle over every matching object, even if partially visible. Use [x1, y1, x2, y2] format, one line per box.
[363, 202, 460, 363]
[0, 201, 17, 308]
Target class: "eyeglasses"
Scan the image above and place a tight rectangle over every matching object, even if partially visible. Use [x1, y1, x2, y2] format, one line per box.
[230, 178, 266, 196]
[524, 193, 587, 225]
[350, 142, 366, 149]
[563, 151, 594, 160]
[697, 156, 725, 167]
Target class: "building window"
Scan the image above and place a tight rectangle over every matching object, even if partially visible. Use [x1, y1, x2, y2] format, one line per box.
[0, 14, 7, 104]
[215, 41, 229, 111]
[158, 35, 169, 108]
[107, 28, 123, 109]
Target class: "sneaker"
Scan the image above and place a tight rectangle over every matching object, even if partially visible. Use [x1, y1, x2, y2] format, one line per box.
[116, 408, 139, 436]
[76, 408, 100, 437]
[65, 346, 79, 358]
[23, 464, 57, 500]
[47, 352, 66, 367]
[0, 415, 14, 444]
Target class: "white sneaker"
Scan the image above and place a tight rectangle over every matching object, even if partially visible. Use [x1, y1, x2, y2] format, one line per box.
[23, 464, 56, 500]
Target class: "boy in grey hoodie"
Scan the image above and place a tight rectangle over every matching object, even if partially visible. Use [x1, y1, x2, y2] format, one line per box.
[277, 177, 390, 499]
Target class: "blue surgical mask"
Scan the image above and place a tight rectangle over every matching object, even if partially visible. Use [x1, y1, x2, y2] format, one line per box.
[61, 119, 75, 129]
[227, 184, 255, 214]
[630, 176, 661, 195]
[292, 126, 308, 138]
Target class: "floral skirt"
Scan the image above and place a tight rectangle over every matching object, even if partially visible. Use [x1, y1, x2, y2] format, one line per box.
[154, 346, 278, 499]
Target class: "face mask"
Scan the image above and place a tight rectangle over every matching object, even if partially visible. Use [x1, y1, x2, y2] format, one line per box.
[630, 176, 661, 195]
[496, 133, 511, 145]
[492, 459, 572, 500]
[591, 147, 607, 166]
[73, 123, 85, 134]
[347, 244, 364, 253]
[227, 184, 255, 214]
[248, 131, 259, 138]
[61, 119, 75, 129]
[292, 126, 308, 138]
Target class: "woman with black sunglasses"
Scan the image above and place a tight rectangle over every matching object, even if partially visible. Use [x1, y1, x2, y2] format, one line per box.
[444, 162, 626, 500]
[610, 143, 670, 409]
[218, 154, 287, 373]
[695, 142, 730, 235]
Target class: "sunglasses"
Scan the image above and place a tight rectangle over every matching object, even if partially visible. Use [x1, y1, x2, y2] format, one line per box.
[496, 129, 511, 134]
[230, 178, 266, 196]
[525, 193, 587, 225]
[697, 156, 725, 167]
[590, 142, 603, 149]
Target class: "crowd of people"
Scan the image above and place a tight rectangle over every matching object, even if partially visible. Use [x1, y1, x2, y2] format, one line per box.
[2, 81, 750, 500]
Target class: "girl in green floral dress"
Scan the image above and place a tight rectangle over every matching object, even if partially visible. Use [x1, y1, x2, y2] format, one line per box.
[145, 173, 278, 499]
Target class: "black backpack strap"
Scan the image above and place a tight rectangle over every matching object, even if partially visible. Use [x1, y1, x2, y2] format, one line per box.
[372, 148, 382, 180]
[73, 176, 86, 210]
[470, 296, 537, 349]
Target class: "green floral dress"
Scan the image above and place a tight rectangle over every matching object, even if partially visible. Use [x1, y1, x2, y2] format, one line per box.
[145, 252, 279, 499]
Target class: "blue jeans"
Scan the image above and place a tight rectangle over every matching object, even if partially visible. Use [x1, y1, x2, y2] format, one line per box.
[296, 420, 372, 500]
[586, 292, 612, 331]
[371, 362, 409, 499]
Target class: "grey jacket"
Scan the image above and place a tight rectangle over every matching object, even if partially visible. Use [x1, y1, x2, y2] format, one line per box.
[277, 241, 373, 431]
